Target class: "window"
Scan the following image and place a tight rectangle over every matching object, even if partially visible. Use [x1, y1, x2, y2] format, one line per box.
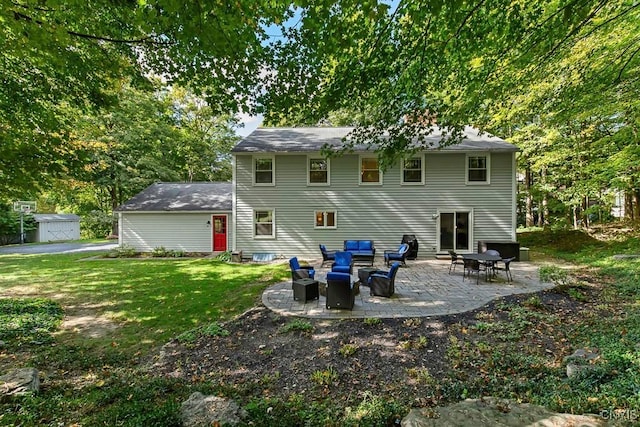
[315, 210, 337, 229]
[360, 157, 382, 184]
[254, 210, 275, 238]
[402, 156, 424, 184]
[308, 157, 329, 185]
[467, 154, 490, 184]
[254, 156, 274, 185]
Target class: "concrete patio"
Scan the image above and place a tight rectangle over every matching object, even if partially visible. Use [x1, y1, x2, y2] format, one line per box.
[262, 258, 554, 319]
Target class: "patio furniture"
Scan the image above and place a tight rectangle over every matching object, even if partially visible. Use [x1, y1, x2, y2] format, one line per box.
[462, 253, 501, 283]
[482, 249, 501, 278]
[319, 244, 337, 267]
[494, 256, 516, 282]
[343, 240, 375, 266]
[292, 278, 319, 302]
[289, 257, 315, 284]
[368, 262, 400, 297]
[331, 251, 353, 275]
[325, 272, 356, 310]
[357, 267, 377, 286]
[448, 250, 464, 274]
[384, 243, 410, 267]
[462, 258, 482, 284]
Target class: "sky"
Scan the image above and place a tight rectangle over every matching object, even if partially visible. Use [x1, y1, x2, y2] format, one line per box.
[236, 113, 264, 137]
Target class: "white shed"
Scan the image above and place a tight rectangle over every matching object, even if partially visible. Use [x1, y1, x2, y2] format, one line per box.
[32, 214, 81, 242]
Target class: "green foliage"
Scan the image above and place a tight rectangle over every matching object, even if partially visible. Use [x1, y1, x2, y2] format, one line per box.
[363, 317, 382, 326]
[0, 298, 64, 348]
[339, 343, 358, 357]
[81, 210, 114, 239]
[0, 205, 36, 244]
[310, 367, 338, 386]
[215, 250, 232, 262]
[107, 244, 137, 258]
[279, 319, 313, 334]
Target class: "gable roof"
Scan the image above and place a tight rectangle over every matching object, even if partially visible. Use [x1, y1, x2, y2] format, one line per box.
[232, 126, 519, 153]
[115, 182, 232, 212]
[33, 214, 80, 222]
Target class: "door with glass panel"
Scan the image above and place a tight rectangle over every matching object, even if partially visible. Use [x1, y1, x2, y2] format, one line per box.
[438, 211, 470, 252]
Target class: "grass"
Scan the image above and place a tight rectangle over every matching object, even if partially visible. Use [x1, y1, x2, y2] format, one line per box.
[0, 250, 288, 426]
[2, 228, 640, 425]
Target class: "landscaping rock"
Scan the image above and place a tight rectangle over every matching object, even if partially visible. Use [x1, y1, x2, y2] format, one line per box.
[401, 397, 607, 427]
[0, 367, 40, 396]
[563, 348, 600, 378]
[181, 392, 246, 427]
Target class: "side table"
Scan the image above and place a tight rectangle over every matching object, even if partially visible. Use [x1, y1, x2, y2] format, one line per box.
[358, 267, 378, 286]
[292, 278, 319, 302]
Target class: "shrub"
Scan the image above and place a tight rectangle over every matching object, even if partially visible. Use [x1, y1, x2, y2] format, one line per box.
[81, 210, 114, 239]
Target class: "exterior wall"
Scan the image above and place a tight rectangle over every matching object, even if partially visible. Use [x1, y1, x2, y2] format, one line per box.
[233, 151, 516, 259]
[36, 220, 80, 242]
[118, 212, 232, 252]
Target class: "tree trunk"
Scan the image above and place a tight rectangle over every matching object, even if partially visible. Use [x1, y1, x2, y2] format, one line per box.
[525, 167, 534, 227]
[572, 205, 578, 230]
[541, 168, 549, 227]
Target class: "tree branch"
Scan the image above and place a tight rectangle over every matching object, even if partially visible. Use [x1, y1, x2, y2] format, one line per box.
[616, 41, 640, 83]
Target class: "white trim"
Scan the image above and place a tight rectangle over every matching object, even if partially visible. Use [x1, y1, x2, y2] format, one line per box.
[314, 210, 338, 229]
[465, 153, 491, 185]
[253, 155, 275, 186]
[253, 208, 276, 239]
[232, 155, 237, 251]
[401, 154, 425, 185]
[435, 209, 474, 253]
[359, 155, 383, 185]
[511, 152, 517, 240]
[307, 156, 330, 186]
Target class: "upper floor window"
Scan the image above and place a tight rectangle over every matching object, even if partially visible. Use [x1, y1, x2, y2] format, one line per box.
[467, 154, 490, 184]
[402, 156, 424, 184]
[254, 156, 275, 185]
[314, 210, 337, 229]
[360, 156, 382, 184]
[308, 157, 329, 185]
[254, 209, 275, 238]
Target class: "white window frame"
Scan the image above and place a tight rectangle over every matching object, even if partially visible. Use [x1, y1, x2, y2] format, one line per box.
[307, 156, 330, 186]
[314, 210, 337, 229]
[253, 209, 275, 239]
[253, 155, 275, 186]
[359, 156, 383, 185]
[401, 154, 425, 185]
[466, 153, 490, 185]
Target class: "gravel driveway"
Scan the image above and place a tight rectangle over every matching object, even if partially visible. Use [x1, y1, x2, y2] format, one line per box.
[0, 242, 118, 255]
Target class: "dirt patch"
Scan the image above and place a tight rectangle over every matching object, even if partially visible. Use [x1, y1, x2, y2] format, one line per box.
[149, 284, 597, 412]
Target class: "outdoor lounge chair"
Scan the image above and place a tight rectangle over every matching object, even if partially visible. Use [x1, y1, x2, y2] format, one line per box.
[325, 272, 356, 310]
[448, 250, 464, 274]
[331, 251, 353, 275]
[289, 257, 315, 284]
[319, 244, 337, 267]
[384, 243, 410, 266]
[368, 262, 400, 297]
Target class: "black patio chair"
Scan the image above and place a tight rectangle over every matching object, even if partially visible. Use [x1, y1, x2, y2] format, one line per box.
[495, 256, 516, 282]
[462, 258, 485, 285]
[325, 272, 356, 310]
[448, 250, 464, 274]
[319, 244, 337, 267]
[368, 262, 400, 297]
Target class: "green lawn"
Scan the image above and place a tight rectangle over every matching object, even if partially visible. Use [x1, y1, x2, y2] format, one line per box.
[0, 252, 288, 357]
[1, 231, 639, 426]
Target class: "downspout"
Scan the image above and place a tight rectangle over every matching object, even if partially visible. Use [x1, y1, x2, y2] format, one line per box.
[232, 154, 237, 252]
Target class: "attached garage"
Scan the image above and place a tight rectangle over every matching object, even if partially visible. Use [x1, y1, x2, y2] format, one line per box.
[32, 214, 81, 242]
[115, 182, 232, 253]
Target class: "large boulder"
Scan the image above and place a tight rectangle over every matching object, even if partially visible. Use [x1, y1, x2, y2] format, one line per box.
[0, 367, 40, 396]
[181, 392, 246, 427]
[401, 397, 607, 427]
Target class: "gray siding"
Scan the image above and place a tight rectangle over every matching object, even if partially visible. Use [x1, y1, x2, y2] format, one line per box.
[233, 152, 515, 259]
[119, 212, 232, 252]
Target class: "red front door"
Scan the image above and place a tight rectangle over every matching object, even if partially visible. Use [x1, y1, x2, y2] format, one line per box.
[212, 215, 227, 251]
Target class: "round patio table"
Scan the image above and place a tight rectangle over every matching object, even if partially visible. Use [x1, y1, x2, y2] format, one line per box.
[462, 253, 502, 281]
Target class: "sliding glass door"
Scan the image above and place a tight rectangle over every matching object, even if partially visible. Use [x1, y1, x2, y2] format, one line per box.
[439, 211, 471, 252]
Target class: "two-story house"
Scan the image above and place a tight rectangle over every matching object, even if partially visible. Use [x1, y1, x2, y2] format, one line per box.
[231, 126, 519, 259]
